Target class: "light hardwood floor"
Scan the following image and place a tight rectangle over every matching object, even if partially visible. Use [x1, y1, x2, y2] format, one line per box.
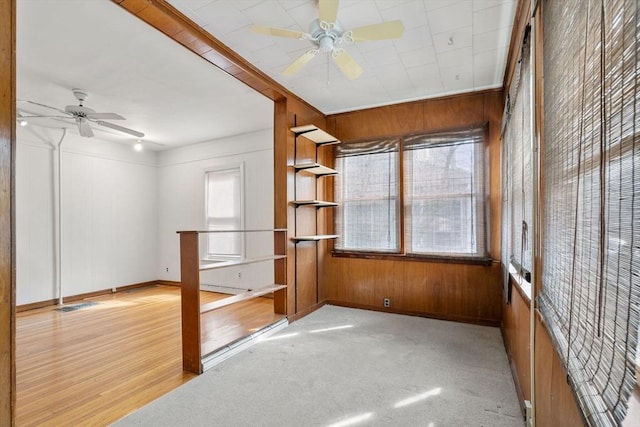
[16, 285, 284, 426]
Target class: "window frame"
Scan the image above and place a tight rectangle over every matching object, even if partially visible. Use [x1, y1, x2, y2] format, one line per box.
[203, 163, 245, 261]
[332, 127, 491, 265]
[334, 138, 402, 254]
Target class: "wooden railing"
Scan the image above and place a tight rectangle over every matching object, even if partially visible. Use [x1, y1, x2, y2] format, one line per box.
[177, 229, 287, 373]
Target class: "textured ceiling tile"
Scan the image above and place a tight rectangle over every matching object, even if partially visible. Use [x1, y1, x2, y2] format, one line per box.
[286, 2, 319, 31]
[378, 0, 428, 30]
[392, 25, 431, 53]
[400, 46, 437, 68]
[244, 0, 295, 28]
[423, 0, 457, 12]
[432, 26, 472, 53]
[406, 63, 441, 86]
[436, 46, 472, 68]
[427, 0, 472, 35]
[338, 1, 383, 29]
[472, 0, 513, 11]
[473, 26, 512, 53]
[472, 1, 516, 34]
[176, 0, 217, 11]
[196, 1, 253, 35]
[278, 0, 310, 10]
[354, 39, 395, 54]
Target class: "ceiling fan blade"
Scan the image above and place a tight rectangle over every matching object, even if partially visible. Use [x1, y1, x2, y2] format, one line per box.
[332, 49, 363, 80]
[251, 25, 304, 39]
[283, 50, 319, 76]
[86, 112, 125, 120]
[19, 100, 71, 116]
[93, 120, 145, 138]
[349, 20, 405, 42]
[77, 118, 94, 138]
[319, 0, 339, 23]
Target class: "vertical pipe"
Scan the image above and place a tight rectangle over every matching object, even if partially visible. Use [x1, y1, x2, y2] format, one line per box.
[529, 9, 538, 426]
[52, 129, 66, 305]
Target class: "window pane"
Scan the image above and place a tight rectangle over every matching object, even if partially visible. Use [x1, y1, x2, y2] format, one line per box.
[205, 167, 243, 258]
[404, 129, 486, 257]
[335, 140, 400, 252]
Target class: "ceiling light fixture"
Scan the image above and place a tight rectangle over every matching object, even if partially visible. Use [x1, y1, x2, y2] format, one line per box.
[19, 119, 28, 127]
[134, 139, 143, 152]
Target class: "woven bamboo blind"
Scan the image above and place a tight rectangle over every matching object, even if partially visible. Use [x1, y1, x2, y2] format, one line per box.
[538, 0, 640, 424]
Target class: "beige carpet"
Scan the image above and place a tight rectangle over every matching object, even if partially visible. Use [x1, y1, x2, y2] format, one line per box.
[114, 305, 523, 426]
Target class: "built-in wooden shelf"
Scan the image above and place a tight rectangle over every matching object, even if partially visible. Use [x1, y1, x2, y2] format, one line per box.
[291, 234, 340, 242]
[200, 284, 287, 314]
[199, 255, 287, 271]
[290, 124, 340, 146]
[291, 200, 339, 208]
[293, 163, 338, 176]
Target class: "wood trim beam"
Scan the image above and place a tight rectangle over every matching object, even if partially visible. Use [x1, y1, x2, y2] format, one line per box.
[0, 0, 16, 424]
[111, 0, 322, 117]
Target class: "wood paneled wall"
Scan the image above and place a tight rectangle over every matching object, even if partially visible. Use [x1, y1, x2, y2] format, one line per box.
[320, 90, 504, 326]
[503, 284, 584, 426]
[502, 283, 531, 409]
[0, 0, 16, 423]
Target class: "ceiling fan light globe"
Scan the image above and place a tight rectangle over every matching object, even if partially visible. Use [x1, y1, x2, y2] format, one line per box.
[319, 36, 334, 53]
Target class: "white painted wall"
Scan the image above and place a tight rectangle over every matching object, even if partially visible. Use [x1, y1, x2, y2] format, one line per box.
[17, 123, 274, 305]
[16, 127, 158, 305]
[157, 128, 274, 291]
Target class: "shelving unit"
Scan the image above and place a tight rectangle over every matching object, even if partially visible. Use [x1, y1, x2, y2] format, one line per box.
[290, 124, 340, 313]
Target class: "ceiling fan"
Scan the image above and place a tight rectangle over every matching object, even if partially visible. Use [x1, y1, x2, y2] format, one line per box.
[18, 88, 144, 138]
[252, 0, 404, 80]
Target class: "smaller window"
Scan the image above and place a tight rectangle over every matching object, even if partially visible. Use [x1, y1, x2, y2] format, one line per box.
[335, 139, 400, 252]
[204, 164, 244, 260]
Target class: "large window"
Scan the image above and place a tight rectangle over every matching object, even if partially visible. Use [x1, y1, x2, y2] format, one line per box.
[335, 129, 487, 258]
[204, 164, 244, 259]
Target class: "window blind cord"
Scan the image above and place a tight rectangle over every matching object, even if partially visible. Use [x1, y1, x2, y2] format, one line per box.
[596, 0, 607, 339]
[566, 0, 592, 365]
[387, 152, 391, 243]
[520, 76, 527, 281]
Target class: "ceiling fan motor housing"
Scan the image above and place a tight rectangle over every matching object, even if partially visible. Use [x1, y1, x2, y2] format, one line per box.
[309, 19, 343, 52]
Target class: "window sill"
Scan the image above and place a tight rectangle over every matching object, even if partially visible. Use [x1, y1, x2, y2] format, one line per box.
[509, 263, 532, 303]
[332, 251, 493, 266]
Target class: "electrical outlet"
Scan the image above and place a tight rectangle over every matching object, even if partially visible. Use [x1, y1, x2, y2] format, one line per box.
[237, 272, 242, 279]
[383, 298, 390, 307]
[166, 267, 169, 272]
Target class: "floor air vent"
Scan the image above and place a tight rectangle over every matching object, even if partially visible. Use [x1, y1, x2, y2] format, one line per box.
[54, 301, 99, 312]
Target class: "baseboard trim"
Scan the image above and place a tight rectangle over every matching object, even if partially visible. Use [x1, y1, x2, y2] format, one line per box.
[16, 280, 162, 312]
[325, 300, 501, 327]
[156, 280, 181, 287]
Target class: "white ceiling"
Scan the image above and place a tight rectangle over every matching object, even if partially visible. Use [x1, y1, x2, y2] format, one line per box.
[17, 0, 516, 149]
[168, 0, 517, 113]
[17, 0, 273, 149]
